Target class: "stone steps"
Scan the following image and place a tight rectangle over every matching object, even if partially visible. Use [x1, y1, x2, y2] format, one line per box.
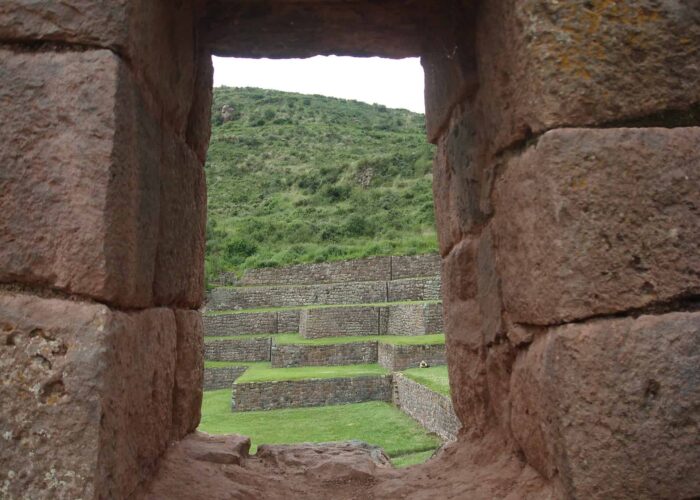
[207, 276, 441, 311]
[203, 301, 443, 338]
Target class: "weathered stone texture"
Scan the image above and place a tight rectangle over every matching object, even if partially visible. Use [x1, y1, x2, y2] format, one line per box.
[474, 0, 700, 157]
[392, 373, 460, 441]
[240, 256, 392, 286]
[0, 49, 159, 308]
[493, 128, 700, 325]
[172, 310, 204, 440]
[510, 311, 700, 499]
[277, 310, 301, 332]
[386, 277, 442, 302]
[153, 132, 206, 308]
[203, 337, 271, 362]
[300, 306, 382, 338]
[232, 376, 393, 411]
[383, 302, 444, 336]
[204, 311, 278, 336]
[0, 292, 176, 499]
[271, 342, 378, 368]
[390, 254, 441, 280]
[0, 0, 204, 139]
[203, 366, 248, 391]
[378, 343, 447, 371]
[208, 281, 388, 310]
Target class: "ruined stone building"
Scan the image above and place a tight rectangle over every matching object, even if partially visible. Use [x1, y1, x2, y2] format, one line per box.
[0, 1, 698, 498]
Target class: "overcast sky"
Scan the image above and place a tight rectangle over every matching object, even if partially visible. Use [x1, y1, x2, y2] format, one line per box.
[212, 56, 426, 114]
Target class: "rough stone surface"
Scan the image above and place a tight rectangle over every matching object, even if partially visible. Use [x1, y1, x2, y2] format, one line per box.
[510, 311, 700, 499]
[153, 132, 206, 308]
[0, 0, 202, 137]
[300, 306, 382, 338]
[442, 238, 482, 350]
[474, 0, 700, 157]
[204, 0, 431, 58]
[172, 310, 204, 440]
[271, 342, 377, 368]
[203, 311, 278, 336]
[139, 431, 553, 499]
[386, 277, 442, 302]
[493, 128, 700, 325]
[232, 375, 393, 411]
[203, 337, 271, 362]
[393, 373, 461, 441]
[378, 343, 447, 371]
[0, 49, 160, 308]
[203, 366, 248, 391]
[390, 254, 441, 280]
[0, 292, 176, 499]
[208, 280, 388, 310]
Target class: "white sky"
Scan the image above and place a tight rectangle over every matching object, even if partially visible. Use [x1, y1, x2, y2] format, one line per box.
[212, 56, 426, 114]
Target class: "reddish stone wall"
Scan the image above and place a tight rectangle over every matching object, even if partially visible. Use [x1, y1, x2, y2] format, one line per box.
[425, 1, 700, 498]
[2, 0, 699, 498]
[0, 2, 211, 497]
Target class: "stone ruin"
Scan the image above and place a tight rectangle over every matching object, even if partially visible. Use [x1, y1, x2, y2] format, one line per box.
[0, 1, 699, 499]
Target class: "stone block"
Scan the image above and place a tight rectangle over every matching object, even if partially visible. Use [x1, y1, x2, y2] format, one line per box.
[421, 10, 477, 143]
[172, 310, 204, 440]
[493, 127, 700, 325]
[299, 306, 381, 338]
[476, 227, 503, 345]
[441, 238, 481, 350]
[474, 0, 700, 156]
[0, 0, 201, 135]
[432, 109, 492, 254]
[509, 311, 700, 499]
[0, 49, 160, 308]
[0, 292, 176, 499]
[153, 132, 206, 308]
[186, 52, 214, 163]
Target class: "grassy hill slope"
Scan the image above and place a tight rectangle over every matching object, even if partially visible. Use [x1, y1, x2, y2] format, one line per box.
[205, 87, 436, 284]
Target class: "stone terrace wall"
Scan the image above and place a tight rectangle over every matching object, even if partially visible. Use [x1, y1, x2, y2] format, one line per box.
[299, 302, 444, 338]
[232, 375, 393, 411]
[391, 254, 441, 280]
[203, 337, 271, 362]
[378, 343, 446, 371]
[299, 306, 382, 338]
[203, 311, 277, 336]
[387, 277, 442, 303]
[271, 342, 378, 368]
[203, 366, 248, 390]
[240, 256, 392, 285]
[208, 280, 388, 310]
[392, 373, 460, 441]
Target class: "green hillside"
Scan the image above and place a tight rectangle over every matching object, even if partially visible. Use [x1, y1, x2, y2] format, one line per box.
[205, 87, 436, 284]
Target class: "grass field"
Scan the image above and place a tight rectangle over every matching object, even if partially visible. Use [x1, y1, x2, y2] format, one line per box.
[402, 366, 451, 396]
[199, 394, 441, 467]
[235, 363, 388, 383]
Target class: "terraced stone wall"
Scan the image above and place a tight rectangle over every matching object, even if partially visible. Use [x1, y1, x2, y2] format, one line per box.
[213, 254, 441, 287]
[203, 310, 300, 337]
[232, 375, 393, 411]
[203, 337, 271, 362]
[271, 342, 378, 367]
[299, 302, 444, 338]
[378, 344, 446, 371]
[203, 366, 248, 390]
[392, 373, 460, 441]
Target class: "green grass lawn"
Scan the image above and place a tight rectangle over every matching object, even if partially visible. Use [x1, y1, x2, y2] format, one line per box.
[402, 366, 451, 396]
[235, 363, 388, 383]
[205, 299, 441, 316]
[272, 333, 444, 346]
[199, 394, 441, 467]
